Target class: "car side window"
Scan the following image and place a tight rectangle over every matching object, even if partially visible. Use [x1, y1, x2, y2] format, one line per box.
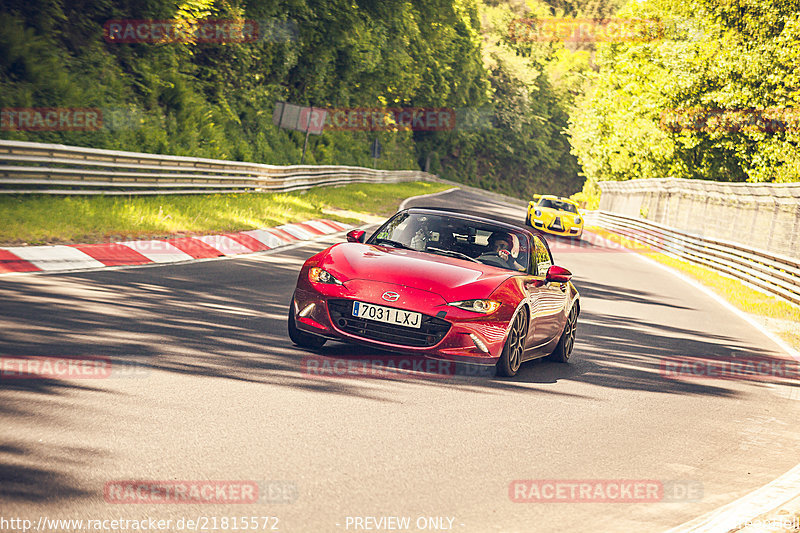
[532, 236, 553, 277]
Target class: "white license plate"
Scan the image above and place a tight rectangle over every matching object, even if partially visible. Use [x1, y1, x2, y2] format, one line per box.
[352, 301, 422, 329]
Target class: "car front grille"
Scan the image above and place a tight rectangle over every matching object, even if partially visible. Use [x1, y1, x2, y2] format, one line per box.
[327, 299, 451, 348]
[550, 216, 563, 230]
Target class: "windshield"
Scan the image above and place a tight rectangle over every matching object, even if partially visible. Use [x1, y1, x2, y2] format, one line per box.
[539, 198, 578, 213]
[368, 212, 529, 272]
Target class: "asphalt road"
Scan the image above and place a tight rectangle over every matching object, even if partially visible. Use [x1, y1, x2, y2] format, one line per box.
[1, 189, 799, 533]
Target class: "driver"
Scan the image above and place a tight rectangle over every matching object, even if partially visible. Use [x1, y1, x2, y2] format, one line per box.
[482, 231, 525, 270]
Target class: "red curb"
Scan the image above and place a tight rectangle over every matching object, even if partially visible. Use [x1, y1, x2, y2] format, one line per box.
[265, 228, 298, 243]
[0, 250, 41, 273]
[165, 237, 223, 259]
[0, 219, 351, 275]
[71, 243, 153, 266]
[225, 232, 270, 252]
[293, 222, 326, 236]
[318, 220, 347, 232]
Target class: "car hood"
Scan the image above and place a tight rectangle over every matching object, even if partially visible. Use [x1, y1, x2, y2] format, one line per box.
[319, 243, 514, 300]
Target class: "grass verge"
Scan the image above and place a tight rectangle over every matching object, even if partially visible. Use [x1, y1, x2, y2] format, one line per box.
[586, 226, 800, 352]
[0, 181, 452, 246]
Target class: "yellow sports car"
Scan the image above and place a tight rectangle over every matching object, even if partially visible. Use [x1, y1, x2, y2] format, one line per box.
[525, 195, 583, 239]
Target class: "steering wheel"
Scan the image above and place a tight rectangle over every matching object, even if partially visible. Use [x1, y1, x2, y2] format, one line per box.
[478, 252, 511, 269]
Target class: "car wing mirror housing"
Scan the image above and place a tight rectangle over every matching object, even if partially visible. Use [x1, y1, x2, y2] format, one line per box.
[545, 265, 572, 283]
[346, 229, 366, 243]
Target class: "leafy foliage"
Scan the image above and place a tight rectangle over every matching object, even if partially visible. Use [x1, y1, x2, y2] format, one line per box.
[0, 0, 586, 199]
[569, 0, 800, 188]
[415, 1, 584, 197]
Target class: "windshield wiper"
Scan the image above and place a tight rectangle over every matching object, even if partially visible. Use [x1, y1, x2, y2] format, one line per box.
[426, 247, 481, 263]
[374, 238, 412, 250]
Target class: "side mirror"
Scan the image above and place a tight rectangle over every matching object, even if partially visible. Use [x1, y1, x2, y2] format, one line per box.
[545, 265, 572, 283]
[346, 229, 366, 243]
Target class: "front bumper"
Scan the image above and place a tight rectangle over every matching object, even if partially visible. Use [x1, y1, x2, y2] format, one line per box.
[292, 283, 508, 365]
[530, 217, 583, 237]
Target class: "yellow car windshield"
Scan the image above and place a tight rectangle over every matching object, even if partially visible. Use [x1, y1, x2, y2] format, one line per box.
[539, 199, 577, 213]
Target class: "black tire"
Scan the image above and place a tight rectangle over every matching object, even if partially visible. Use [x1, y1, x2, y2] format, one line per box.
[525, 212, 532, 226]
[496, 309, 528, 377]
[549, 304, 578, 363]
[288, 298, 327, 349]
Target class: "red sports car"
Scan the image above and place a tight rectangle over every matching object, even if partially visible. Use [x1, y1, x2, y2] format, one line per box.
[288, 208, 579, 377]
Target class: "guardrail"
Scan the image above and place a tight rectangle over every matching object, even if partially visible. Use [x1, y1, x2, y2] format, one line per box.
[0, 140, 433, 194]
[587, 210, 800, 306]
[598, 177, 800, 260]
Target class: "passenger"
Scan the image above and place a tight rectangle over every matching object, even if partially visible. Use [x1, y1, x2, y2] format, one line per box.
[407, 216, 436, 251]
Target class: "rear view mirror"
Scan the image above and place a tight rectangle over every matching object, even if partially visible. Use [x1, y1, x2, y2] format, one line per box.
[545, 265, 572, 283]
[346, 229, 366, 243]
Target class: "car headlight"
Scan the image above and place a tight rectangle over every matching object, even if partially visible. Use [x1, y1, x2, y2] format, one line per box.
[308, 267, 342, 285]
[534, 210, 542, 217]
[574, 216, 582, 224]
[448, 299, 501, 314]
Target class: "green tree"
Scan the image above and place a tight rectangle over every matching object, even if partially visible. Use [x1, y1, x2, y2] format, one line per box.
[569, 0, 800, 189]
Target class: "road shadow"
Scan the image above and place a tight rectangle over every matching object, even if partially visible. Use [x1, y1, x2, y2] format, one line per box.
[1, 235, 796, 503]
[571, 276, 692, 310]
[2, 239, 790, 400]
[0, 442, 96, 503]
